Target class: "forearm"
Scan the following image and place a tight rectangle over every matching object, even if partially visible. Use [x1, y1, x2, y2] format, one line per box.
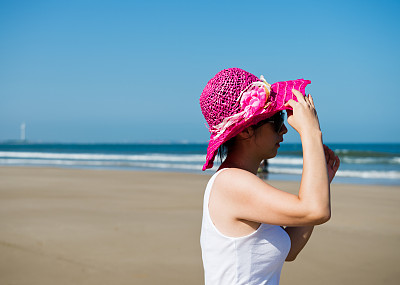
[284, 225, 314, 261]
[299, 131, 330, 220]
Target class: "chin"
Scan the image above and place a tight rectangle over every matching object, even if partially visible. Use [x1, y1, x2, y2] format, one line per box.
[264, 152, 277, 160]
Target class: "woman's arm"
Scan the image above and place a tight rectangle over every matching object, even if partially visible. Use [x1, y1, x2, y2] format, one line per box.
[214, 91, 331, 226]
[284, 225, 314, 261]
[212, 91, 341, 227]
[284, 145, 340, 261]
[288, 91, 331, 224]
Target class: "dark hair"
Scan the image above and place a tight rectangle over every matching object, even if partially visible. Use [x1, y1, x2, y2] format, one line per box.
[217, 137, 235, 163]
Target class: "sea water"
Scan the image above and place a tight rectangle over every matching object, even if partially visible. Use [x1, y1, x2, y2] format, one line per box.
[0, 142, 399, 185]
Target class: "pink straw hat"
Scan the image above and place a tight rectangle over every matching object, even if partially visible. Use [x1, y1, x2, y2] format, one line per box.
[200, 67, 311, 171]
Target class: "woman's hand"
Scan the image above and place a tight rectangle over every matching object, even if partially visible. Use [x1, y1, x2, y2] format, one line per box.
[323, 144, 340, 183]
[284, 89, 321, 138]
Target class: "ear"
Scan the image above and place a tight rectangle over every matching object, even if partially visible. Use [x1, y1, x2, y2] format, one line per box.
[237, 126, 254, 139]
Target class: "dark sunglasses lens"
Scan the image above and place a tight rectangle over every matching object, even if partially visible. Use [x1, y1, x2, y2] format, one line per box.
[274, 112, 284, 132]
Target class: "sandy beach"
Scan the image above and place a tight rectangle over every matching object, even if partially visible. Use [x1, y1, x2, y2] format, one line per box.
[0, 166, 399, 285]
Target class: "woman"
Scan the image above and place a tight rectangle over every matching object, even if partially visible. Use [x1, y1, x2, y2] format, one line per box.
[199, 68, 340, 285]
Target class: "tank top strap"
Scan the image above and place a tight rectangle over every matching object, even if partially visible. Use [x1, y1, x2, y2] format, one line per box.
[204, 168, 230, 204]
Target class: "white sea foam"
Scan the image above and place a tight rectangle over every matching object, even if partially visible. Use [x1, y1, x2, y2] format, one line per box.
[0, 151, 204, 162]
[2, 152, 398, 167]
[342, 157, 400, 165]
[269, 157, 303, 165]
[269, 167, 303, 175]
[335, 170, 400, 179]
[261, 167, 400, 180]
[0, 158, 203, 171]
[2, 158, 399, 180]
[1, 151, 399, 181]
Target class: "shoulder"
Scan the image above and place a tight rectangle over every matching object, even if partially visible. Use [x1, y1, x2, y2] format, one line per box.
[213, 168, 270, 200]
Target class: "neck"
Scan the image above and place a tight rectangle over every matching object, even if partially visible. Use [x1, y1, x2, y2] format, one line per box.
[219, 147, 262, 175]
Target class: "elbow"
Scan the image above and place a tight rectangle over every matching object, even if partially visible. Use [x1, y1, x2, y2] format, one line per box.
[314, 209, 331, 225]
[307, 208, 331, 225]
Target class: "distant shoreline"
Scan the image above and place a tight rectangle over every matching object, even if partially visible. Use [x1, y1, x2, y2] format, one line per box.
[1, 165, 399, 186]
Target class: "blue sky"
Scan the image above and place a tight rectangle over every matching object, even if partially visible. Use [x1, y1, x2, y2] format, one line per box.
[1, 0, 399, 143]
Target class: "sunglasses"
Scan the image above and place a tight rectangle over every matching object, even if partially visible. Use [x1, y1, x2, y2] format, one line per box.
[255, 111, 285, 133]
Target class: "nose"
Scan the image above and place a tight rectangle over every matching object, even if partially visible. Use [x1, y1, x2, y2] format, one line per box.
[279, 123, 288, 135]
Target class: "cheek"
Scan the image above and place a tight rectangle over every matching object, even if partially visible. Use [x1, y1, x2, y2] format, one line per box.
[259, 124, 275, 138]
[255, 125, 276, 146]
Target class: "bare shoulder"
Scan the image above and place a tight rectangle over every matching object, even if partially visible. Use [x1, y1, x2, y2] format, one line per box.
[213, 168, 276, 201]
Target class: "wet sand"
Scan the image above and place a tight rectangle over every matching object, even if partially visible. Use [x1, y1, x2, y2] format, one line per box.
[0, 167, 399, 284]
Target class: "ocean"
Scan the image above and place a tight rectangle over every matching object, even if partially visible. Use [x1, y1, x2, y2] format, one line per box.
[0, 142, 399, 185]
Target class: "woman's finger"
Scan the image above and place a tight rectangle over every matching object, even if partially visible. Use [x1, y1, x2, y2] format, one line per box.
[304, 95, 311, 105]
[334, 156, 341, 171]
[292, 89, 306, 104]
[309, 94, 315, 108]
[329, 157, 335, 168]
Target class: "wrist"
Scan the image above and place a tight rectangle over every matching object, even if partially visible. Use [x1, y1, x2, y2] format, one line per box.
[300, 129, 323, 144]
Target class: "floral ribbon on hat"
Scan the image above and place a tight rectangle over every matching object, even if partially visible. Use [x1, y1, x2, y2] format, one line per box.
[210, 75, 272, 140]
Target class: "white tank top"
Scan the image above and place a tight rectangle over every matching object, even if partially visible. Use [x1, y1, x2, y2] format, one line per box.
[200, 169, 291, 285]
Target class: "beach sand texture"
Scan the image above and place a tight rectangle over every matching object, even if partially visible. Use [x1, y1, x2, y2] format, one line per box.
[0, 167, 399, 285]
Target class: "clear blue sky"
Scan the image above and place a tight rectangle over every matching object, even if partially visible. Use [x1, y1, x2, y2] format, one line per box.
[1, 0, 399, 143]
